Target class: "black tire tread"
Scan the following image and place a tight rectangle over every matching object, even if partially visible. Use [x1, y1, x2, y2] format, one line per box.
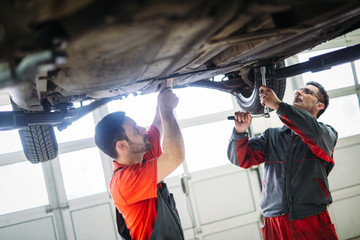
[19, 125, 58, 163]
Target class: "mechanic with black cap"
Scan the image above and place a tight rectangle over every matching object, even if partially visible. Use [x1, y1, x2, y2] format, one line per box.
[227, 82, 338, 240]
[95, 80, 185, 240]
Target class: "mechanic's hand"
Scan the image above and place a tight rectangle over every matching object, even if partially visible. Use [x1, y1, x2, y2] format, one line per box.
[259, 86, 281, 110]
[157, 87, 179, 112]
[233, 111, 252, 133]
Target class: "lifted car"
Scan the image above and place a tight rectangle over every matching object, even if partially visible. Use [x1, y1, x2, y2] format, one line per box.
[1, 0, 360, 163]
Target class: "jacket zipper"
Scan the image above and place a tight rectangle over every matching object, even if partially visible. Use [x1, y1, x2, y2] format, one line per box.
[285, 132, 297, 219]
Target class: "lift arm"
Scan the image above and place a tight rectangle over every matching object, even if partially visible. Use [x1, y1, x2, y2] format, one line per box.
[268, 43, 360, 80]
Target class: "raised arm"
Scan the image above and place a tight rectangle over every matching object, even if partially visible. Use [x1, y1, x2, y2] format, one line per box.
[151, 79, 174, 137]
[156, 87, 185, 183]
[151, 106, 163, 137]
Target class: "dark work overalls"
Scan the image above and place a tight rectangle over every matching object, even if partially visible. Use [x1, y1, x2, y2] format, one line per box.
[114, 167, 185, 240]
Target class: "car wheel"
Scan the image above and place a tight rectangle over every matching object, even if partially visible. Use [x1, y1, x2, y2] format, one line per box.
[236, 63, 286, 114]
[19, 125, 58, 163]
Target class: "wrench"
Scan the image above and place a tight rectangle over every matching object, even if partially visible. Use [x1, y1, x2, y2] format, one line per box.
[227, 66, 270, 120]
[260, 66, 270, 118]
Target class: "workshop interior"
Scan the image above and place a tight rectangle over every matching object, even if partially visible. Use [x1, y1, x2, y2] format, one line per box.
[1, 1, 360, 239]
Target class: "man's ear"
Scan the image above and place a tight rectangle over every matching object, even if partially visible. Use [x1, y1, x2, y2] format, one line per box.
[316, 102, 325, 112]
[116, 140, 127, 151]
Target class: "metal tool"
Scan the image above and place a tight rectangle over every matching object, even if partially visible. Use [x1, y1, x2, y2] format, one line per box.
[227, 114, 269, 120]
[227, 66, 271, 121]
[260, 66, 270, 118]
[164, 78, 173, 89]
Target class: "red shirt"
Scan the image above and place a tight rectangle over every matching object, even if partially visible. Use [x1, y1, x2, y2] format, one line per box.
[110, 125, 162, 240]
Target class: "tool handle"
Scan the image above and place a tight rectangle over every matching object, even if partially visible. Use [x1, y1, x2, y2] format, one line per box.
[227, 114, 270, 120]
[162, 78, 174, 89]
[260, 66, 270, 116]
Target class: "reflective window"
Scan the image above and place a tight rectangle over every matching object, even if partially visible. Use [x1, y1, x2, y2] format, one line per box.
[0, 104, 12, 111]
[0, 130, 23, 154]
[107, 87, 233, 124]
[355, 59, 360, 84]
[319, 94, 360, 138]
[0, 161, 49, 215]
[174, 87, 233, 120]
[108, 93, 158, 127]
[55, 113, 95, 143]
[298, 48, 355, 90]
[181, 120, 234, 172]
[59, 148, 107, 200]
[0, 104, 23, 154]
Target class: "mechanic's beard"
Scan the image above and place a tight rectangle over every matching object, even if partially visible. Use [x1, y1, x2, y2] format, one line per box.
[293, 100, 317, 116]
[128, 140, 152, 153]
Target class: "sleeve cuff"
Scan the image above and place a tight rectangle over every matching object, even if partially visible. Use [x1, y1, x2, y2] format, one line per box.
[232, 128, 249, 140]
[276, 102, 287, 117]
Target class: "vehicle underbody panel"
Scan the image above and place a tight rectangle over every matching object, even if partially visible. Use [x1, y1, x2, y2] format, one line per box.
[2, 0, 360, 162]
[1, 0, 360, 111]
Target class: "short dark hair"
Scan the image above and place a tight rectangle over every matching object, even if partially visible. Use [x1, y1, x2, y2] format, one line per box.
[95, 111, 128, 159]
[305, 81, 329, 118]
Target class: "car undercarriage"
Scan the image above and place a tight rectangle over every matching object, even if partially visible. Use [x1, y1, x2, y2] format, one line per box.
[1, 0, 360, 162]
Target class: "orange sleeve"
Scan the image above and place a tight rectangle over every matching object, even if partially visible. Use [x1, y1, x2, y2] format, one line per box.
[111, 159, 158, 206]
[143, 125, 162, 160]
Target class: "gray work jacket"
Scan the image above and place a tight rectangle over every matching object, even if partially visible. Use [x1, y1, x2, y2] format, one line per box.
[227, 102, 338, 220]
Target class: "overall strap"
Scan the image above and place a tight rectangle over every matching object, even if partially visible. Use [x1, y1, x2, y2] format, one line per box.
[113, 167, 123, 175]
[149, 182, 185, 240]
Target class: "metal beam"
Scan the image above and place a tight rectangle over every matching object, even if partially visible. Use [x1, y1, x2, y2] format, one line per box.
[269, 44, 360, 80]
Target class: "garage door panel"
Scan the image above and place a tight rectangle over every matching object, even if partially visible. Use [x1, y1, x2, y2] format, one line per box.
[192, 171, 255, 224]
[0, 216, 57, 240]
[329, 194, 360, 240]
[203, 222, 261, 240]
[330, 144, 360, 190]
[71, 203, 118, 240]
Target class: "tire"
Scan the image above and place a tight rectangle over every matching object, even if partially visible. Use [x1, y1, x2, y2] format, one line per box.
[19, 125, 58, 163]
[235, 63, 286, 114]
